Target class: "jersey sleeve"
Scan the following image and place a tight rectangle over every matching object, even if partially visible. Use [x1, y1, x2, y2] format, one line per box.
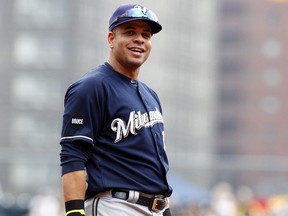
[60, 78, 105, 145]
[60, 76, 106, 174]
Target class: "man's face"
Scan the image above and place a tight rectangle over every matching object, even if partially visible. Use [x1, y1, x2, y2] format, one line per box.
[108, 20, 152, 70]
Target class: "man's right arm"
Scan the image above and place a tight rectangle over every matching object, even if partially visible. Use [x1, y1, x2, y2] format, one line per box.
[62, 170, 86, 216]
[62, 170, 86, 201]
[60, 142, 92, 216]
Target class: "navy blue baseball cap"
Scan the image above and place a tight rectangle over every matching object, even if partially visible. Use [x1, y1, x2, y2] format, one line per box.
[109, 4, 162, 34]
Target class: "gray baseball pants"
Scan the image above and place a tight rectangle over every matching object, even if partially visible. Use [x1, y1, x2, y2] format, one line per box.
[84, 190, 168, 216]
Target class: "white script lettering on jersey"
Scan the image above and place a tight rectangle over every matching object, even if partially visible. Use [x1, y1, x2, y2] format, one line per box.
[111, 108, 163, 143]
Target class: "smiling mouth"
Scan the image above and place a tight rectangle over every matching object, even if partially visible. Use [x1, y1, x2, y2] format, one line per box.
[129, 47, 144, 53]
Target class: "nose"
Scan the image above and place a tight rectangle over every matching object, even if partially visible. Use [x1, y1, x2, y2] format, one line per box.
[133, 33, 145, 44]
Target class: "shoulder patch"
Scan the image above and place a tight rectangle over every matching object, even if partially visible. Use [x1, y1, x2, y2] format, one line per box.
[70, 113, 85, 130]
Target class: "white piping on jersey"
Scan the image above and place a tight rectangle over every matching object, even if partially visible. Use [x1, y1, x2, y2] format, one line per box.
[60, 135, 93, 142]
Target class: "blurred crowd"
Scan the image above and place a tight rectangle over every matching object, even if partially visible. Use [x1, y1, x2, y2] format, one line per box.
[171, 182, 288, 216]
[0, 187, 65, 216]
[1, 182, 288, 216]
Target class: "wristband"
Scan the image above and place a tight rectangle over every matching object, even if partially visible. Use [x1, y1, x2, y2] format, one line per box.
[65, 199, 85, 216]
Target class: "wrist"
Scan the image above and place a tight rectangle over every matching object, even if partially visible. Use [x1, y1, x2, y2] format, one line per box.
[65, 199, 85, 216]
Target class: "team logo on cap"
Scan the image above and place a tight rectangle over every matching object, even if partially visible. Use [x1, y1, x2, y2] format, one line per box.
[135, 5, 147, 15]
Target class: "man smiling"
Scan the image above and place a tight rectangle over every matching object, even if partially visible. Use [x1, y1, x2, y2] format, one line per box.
[60, 4, 172, 216]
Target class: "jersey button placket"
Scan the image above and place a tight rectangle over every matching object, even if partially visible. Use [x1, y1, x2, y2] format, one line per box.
[138, 89, 149, 107]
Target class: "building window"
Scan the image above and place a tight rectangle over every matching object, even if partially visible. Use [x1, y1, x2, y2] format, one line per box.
[261, 38, 282, 59]
[219, 58, 243, 74]
[13, 33, 65, 68]
[11, 73, 62, 110]
[219, 88, 241, 104]
[13, 0, 67, 28]
[261, 126, 278, 145]
[220, 1, 246, 16]
[217, 142, 239, 155]
[10, 113, 61, 147]
[220, 29, 244, 46]
[218, 117, 239, 135]
[263, 67, 282, 87]
[260, 96, 279, 114]
[266, 7, 281, 25]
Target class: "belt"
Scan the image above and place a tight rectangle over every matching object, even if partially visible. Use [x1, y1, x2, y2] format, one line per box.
[111, 189, 167, 212]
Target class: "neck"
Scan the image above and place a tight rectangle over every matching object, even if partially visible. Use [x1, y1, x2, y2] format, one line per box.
[108, 57, 140, 80]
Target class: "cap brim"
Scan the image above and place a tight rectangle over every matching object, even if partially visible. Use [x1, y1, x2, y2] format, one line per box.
[109, 17, 162, 34]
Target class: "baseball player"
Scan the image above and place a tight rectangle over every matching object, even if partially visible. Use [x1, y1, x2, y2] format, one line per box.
[60, 4, 172, 216]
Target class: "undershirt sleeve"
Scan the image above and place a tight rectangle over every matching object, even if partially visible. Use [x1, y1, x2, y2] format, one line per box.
[60, 141, 93, 175]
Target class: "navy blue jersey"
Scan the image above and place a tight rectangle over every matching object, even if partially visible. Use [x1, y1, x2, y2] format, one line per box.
[60, 62, 172, 198]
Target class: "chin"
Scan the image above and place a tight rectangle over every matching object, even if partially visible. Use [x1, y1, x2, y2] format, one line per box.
[128, 60, 144, 68]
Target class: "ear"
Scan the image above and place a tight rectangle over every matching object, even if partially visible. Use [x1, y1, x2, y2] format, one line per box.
[108, 31, 115, 48]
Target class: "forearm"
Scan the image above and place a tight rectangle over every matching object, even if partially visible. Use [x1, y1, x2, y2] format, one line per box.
[62, 170, 86, 201]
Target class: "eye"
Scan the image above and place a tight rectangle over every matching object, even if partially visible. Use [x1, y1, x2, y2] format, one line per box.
[126, 30, 135, 36]
[142, 32, 152, 39]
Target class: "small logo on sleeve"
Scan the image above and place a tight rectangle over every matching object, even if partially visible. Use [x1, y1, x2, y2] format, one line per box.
[70, 114, 85, 129]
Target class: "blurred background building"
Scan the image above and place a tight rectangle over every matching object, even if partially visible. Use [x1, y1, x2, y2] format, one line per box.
[215, 0, 288, 194]
[0, 0, 288, 215]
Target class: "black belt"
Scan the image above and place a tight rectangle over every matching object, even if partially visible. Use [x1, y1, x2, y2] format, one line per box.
[111, 189, 167, 212]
